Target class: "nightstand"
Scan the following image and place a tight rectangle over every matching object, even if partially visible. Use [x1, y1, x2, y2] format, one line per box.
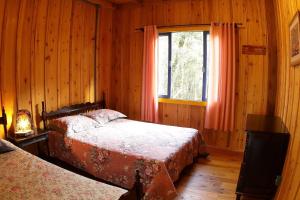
[7, 129, 51, 157]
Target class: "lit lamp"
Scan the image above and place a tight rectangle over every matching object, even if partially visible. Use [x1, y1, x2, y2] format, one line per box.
[15, 110, 33, 137]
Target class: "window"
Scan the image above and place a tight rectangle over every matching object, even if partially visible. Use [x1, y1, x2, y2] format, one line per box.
[157, 31, 210, 102]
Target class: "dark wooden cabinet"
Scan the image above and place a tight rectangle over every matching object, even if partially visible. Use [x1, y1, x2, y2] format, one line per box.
[236, 114, 289, 200]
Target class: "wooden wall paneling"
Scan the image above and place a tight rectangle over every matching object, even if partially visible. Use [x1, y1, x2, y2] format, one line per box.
[152, 1, 167, 25]
[172, 1, 192, 25]
[286, 67, 295, 133]
[111, 7, 130, 113]
[70, 0, 98, 105]
[0, 0, 6, 137]
[45, 0, 61, 111]
[160, 103, 178, 126]
[242, 1, 257, 117]
[214, 0, 232, 22]
[110, 8, 118, 110]
[128, 35, 143, 119]
[265, 0, 277, 115]
[165, 1, 177, 26]
[57, 0, 72, 108]
[274, 0, 284, 116]
[273, 0, 300, 199]
[189, 106, 206, 142]
[284, 69, 300, 199]
[120, 8, 130, 115]
[158, 100, 163, 123]
[97, 7, 113, 104]
[16, 0, 34, 112]
[0, 0, 110, 138]
[31, 0, 48, 129]
[233, 0, 268, 150]
[0, 0, 20, 131]
[82, 3, 96, 103]
[190, 0, 208, 24]
[290, 162, 300, 199]
[189, 105, 205, 132]
[287, 15, 300, 137]
[243, 0, 267, 115]
[273, 0, 288, 197]
[230, 0, 247, 151]
[141, 2, 154, 25]
[30, 0, 38, 128]
[95, 6, 102, 103]
[177, 104, 191, 127]
[95, 6, 100, 102]
[277, 71, 299, 199]
[89, 5, 97, 103]
[128, 6, 142, 120]
[158, 103, 207, 141]
[82, 2, 89, 102]
[283, 2, 292, 121]
[111, 8, 121, 110]
[216, 130, 231, 149]
[70, 0, 84, 104]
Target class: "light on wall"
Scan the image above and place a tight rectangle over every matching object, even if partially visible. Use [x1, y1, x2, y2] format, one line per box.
[15, 110, 33, 137]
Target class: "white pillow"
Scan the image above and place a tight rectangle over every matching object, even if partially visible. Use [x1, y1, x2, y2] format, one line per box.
[49, 115, 100, 134]
[84, 109, 127, 125]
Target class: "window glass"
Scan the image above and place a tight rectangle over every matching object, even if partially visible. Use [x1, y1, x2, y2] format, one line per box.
[157, 31, 209, 102]
[204, 33, 210, 101]
[171, 32, 203, 101]
[158, 35, 169, 97]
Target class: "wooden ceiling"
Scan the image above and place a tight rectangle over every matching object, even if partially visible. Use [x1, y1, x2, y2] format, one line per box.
[108, 0, 142, 4]
[86, 0, 142, 8]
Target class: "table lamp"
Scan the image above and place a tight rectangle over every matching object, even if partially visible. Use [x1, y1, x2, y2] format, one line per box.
[15, 109, 33, 137]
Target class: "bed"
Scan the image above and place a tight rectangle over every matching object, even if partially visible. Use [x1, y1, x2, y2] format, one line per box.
[42, 100, 207, 200]
[0, 108, 143, 200]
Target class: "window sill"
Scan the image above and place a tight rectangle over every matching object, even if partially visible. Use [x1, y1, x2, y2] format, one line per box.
[158, 98, 207, 107]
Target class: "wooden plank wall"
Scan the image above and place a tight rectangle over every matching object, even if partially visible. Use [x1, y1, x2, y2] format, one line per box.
[273, 0, 300, 199]
[159, 102, 206, 134]
[111, 0, 274, 152]
[98, 6, 113, 106]
[0, 0, 113, 138]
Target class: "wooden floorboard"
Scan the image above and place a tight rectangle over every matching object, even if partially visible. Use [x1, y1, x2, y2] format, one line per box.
[175, 150, 263, 200]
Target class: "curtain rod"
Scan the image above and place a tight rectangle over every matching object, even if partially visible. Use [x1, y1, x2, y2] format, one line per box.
[135, 23, 243, 32]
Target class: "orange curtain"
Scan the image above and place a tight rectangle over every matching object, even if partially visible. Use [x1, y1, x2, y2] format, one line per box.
[141, 26, 158, 123]
[205, 23, 237, 132]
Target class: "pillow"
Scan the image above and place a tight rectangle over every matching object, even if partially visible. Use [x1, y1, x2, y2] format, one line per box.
[84, 109, 127, 125]
[49, 115, 100, 134]
[0, 140, 15, 154]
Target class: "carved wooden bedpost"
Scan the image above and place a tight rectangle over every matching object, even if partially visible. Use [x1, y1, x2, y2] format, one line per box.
[135, 170, 143, 200]
[102, 92, 106, 109]
[2, 107, 7, 139]
[42, 101, 46, 129]
[118, 169, 144, 200]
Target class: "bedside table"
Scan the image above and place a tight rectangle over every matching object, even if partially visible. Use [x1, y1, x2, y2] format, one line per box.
[7, 129, 51, 156]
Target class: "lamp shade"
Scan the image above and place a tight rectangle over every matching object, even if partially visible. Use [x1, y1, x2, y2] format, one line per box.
[15, 109, 33, 135]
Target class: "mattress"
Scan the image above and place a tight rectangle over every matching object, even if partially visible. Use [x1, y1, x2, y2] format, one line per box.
[0, 139, 127, 200]
[48, 118, 206, 200]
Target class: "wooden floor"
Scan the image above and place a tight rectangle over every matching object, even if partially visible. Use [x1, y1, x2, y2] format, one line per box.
[175, 149, 244, 200]
[44, 147, 263, 200]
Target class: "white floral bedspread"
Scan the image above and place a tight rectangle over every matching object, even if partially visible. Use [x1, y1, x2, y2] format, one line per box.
[0, 140, 127, 200]
[49, 118, 206, 200]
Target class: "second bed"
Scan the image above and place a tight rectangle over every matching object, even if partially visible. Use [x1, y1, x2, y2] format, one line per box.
[43, 102, 206, 200]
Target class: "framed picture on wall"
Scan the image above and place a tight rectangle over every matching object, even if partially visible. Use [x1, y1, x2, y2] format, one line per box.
[290, 11, 300, 66]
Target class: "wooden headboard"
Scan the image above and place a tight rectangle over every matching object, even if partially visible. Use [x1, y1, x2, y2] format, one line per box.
[0, 107, 8, 138]
[42, 93, 106, 129]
